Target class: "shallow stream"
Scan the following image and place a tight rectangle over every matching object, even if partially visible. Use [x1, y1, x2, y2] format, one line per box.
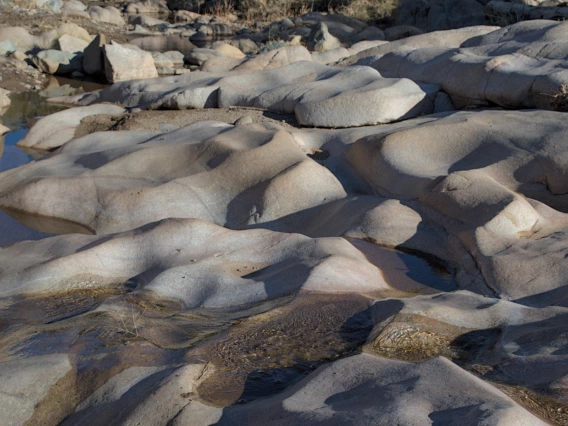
[0, 77, 106, 246]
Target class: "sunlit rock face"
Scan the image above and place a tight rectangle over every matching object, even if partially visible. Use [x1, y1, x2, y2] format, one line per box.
[56, 60, 439, 128]
[3, 109, 568, 306]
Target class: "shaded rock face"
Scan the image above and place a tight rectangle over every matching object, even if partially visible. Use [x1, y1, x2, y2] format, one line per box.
[365, 291, 568, 404]
[211, 354, 547, 425]
[396, 0, 568, 31]
[32, 49, 83, 75]
[486, 1, 568, 26]
[82, 34, 106, 76]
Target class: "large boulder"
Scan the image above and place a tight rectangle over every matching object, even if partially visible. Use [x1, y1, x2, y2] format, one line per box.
[372, 45, 568, 109]
[211, 41, 245, 58]
[56, 34, 89, 53]
[128, 14, 169, 27]
[1, 122, 348, 234]
[306, 22, 342, 52]
[17, 104, 126, 151]
[103, 42, 159, 83]
[355, 21, 568, 109]
[125, 0, 170, 14]
[0, 39, 18, 56]
[193, 44, 308, 72]
[34, 23, 92, 49]
[61, 0, 89, 17]
[0, 27, 37, 52]
[32, 49, 82, 75]
[343, 109, 568, 303]
[461, 20, 568, 60]
[0, 218, 387, 300]
[229, 45, 312, 71]
[88, 6, 126, 25]
[340, 25, 500, 66]
[63, 0, 86, 11]
[293, 76, 438, 127]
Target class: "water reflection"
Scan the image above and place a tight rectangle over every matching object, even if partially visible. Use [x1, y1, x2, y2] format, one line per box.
[0, 90, 67, 131]
[0, 129, 33, 172]
[39, 76, 107, 98]
[349, 239, 455, 294]
[0, 76, 107, 172]
[0, 78, 105, 246]
[0, 210, 54, 247]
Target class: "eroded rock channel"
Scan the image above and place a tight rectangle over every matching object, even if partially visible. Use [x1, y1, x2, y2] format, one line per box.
[2, 1, 568, 425]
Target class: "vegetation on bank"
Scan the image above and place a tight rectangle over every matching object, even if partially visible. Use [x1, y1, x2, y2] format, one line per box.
[180, 0, 399, 23]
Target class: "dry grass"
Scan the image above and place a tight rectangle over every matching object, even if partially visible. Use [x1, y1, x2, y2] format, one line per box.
[485, 9, 526, 27]
[99, 307, 146, 340]
[210, 0, 398, 23]
[336, 0, 399, 23]
[208, 0, 236, 17]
